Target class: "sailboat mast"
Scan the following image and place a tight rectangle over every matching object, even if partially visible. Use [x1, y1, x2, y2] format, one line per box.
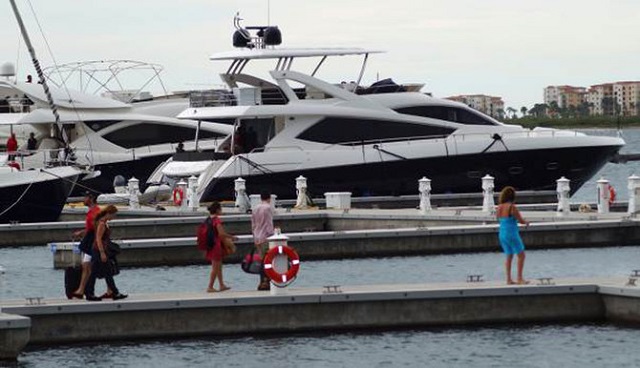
[9, 0, 66, 144]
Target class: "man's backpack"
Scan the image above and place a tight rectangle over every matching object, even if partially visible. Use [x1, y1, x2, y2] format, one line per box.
[196, 217, 216, 251]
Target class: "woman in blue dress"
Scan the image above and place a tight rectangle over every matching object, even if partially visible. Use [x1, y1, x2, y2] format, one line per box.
[496, 186, 530, 285]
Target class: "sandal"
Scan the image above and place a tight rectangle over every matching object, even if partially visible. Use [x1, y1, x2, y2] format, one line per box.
[206, 288, 218, 293]
[100, 292, 114, 299]
[219, 285, 231, 292]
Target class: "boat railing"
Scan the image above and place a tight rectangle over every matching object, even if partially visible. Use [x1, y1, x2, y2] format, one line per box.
[323, 134, 451, 149]
[0, 97, 34, 114]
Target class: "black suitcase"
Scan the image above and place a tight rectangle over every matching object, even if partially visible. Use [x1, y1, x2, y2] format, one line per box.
[64, 266, 82, 299]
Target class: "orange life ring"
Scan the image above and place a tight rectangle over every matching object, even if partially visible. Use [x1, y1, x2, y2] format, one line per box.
[172, 187, 184, 206]
[263, 245, 300, 286]
[609, 185, 616, 205]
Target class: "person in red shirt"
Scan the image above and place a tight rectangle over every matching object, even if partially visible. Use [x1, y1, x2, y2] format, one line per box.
[70, 192, 102, 299]
[6, 133, 18, 161]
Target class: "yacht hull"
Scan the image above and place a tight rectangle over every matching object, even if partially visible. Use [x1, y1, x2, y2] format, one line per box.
[73, 154, 173, 195]
[201, 145, 621, 201]
[0, 169, 80, 224]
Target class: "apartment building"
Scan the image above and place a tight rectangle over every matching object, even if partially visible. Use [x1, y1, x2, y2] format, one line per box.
[544, 85, 587, 109]
[613, 81, 640, 116]
[445, 94, 505, 118]
[587, 83, 614, 116]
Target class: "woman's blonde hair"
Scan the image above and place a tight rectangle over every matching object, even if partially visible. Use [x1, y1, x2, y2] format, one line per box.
[94, 205, 118, 226]
[499, 186, 516, 204]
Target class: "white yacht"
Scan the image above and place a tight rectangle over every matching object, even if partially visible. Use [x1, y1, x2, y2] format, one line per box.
[0, 66, 232, 194]
[150, 18, 625, 201]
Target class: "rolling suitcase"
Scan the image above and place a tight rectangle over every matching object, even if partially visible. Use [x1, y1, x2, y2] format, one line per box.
[64, 266, 82, 299]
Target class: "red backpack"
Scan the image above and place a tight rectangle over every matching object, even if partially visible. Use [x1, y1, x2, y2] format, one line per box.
[196, 217, 215, 251]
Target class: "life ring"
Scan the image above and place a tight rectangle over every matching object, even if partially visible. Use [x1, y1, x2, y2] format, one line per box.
[609, 185, 616, 206]
[172, 187, 184, 206]
[263, 245, 300, 285]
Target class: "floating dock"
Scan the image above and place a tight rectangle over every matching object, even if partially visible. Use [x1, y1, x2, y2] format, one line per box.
[1, 210, 497, 248]
[52, 216, 640, 269]
[1, 277, 640, 360]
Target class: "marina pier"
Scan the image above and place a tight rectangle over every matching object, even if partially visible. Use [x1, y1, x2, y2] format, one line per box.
[1, 278, 640, 359]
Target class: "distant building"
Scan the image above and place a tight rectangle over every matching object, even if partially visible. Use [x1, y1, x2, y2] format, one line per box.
[545, 82, 640, 117]
[586, 83, 614, 116]
[445, 94, 505, 119]
[613, 81, 640, 116]
[544, 85, 587, 110]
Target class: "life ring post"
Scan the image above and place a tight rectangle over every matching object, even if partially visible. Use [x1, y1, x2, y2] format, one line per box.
[264, 228, 300, 295]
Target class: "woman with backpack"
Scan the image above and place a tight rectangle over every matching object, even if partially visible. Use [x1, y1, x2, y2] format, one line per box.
[205, 202, 235, 292]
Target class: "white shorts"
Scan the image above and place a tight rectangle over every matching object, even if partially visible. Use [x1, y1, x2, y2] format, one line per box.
[82, 252, 92, 263]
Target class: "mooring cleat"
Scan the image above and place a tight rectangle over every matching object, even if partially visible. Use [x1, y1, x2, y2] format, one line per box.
[537, 277, 555, 286]
[323, 285, 342, 294]
[466, 275, 483, 283]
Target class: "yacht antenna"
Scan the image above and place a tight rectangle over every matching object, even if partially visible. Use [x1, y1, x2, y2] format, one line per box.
[9, 0, 67, 145]
[267, 0, 271, 25]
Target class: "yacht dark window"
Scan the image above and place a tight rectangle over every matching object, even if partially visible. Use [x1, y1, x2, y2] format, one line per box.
[237, 118, 276, 153]
[103, 123, 223, 149]
[87, 120, 122, 132]
[395, 106, 497, 126]
[297, 117, 454, 145]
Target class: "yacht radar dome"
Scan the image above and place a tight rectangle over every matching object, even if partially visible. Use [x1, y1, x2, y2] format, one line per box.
[232, 13, 282, 49]
[0, 62, 16, 78]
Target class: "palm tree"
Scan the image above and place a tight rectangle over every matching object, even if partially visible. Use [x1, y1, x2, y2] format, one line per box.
[496, 108, 505, 120]
[520, 106, 528, 118]
[506, 107, 517, 119]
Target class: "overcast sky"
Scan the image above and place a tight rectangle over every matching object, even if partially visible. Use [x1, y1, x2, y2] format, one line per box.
[1, 0, 639, 110]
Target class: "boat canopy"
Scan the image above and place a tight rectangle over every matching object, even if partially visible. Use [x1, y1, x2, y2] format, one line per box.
[0, 81, 129, 110]
[210, 48, 384, 61]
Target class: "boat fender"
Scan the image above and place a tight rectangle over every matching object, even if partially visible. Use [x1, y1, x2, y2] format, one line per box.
[263, 245, 300, 286]
[172, 187, 184, 206]
[609, 185, 616, 205]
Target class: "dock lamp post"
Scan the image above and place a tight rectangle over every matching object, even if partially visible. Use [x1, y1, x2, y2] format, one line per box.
[556, 177, 571, 216]
[481, 175, 495, 214]
[596, 177, 611, 214]
[234, 177, 250, 213]
[187, 175, 199, 211]
[418, 177, 432, 214]
[127, 177, 140, 210]
[628, 174, 640, 215]
[295, 175, 311, 209]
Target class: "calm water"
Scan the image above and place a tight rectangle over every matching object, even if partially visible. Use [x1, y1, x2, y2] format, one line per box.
[3, 128, 640, 367]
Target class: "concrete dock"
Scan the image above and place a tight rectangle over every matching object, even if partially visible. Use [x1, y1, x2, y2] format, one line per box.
[0, 313, 30, 361]
[52, 216, 640, 269]
[2, 209, 498, 248]
[1, 277, 639, 359]
[3, 204, 631, 249]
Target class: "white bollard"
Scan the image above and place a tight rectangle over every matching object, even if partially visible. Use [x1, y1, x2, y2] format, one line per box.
[418, 177, 431, 214]
[556, 176, 571, 216]
[187, 175, 199, 211]
[267, 228, 290, 296]
[234, 177, 251, 213]
[295, 175, 312, 209]
[596, 177, 610, 214]
[176, 179, 188, 210]
[628, 174, 640, 215]
[127, 177, 141, 209]
[481, 175, 495, 214]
